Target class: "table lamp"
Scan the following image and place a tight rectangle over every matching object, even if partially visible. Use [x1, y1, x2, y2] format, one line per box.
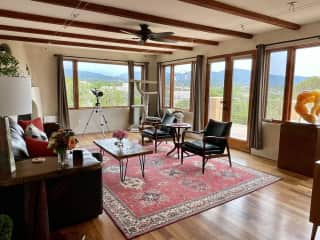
[0, 76, 32, 173]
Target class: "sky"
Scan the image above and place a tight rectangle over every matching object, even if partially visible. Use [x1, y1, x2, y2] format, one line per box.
[268, 46, 320, 76]
[63, 61, 129, 76]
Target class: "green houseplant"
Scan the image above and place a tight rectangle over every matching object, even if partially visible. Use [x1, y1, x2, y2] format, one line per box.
[0, 214, 13, 240]
[0, 44, 20, 77]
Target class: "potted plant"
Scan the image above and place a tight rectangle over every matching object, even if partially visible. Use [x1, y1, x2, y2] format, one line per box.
[0, 43, 32, 116]
[48, 129, 78, 166]
[0, 214, 13, 240]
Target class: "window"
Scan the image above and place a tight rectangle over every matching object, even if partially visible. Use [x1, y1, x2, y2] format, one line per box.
[208, 60, 226, 121]
[162, 63, 192, 111]
[164, 65, 172, 108]
[134, 65, 143, 105]
[230, 57, 253, 140]
[174, 64, 192, 109]
[291, 46, 320, 121]
[206, 52, 255, 150]
[63, 60, 75, 108]
[63, 60, 145, 109]
[265, 50, 288, 120]
[264, 44, 320, 122]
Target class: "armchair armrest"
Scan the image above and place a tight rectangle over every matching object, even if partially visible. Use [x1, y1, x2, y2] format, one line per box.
[182, 130, 205, 142]
[203, 135, 228, 141]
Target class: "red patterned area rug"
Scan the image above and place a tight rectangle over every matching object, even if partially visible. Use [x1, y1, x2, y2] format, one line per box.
[99, 144, 280, 239]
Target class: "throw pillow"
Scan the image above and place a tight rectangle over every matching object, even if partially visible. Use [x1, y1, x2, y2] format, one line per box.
[25, 137, 55, 158]
[24, 124, 48, 141]
[18, 117, 44, 131]
[8, 117, 29, 160]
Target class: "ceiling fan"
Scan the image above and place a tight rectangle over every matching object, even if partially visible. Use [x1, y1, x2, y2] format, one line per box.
[121, 24, 176, 45]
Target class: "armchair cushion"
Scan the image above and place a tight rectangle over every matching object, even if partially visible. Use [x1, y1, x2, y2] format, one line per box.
[142, 128, 172, 138]
[182, 140, 225, 155]
[204, 119, 232, 147]
[159, 113, 176, 132]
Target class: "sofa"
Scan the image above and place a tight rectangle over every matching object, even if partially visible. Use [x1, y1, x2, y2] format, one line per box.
[1, 118, 103, 239]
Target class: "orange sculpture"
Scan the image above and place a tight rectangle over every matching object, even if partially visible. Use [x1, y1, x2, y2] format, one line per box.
[295, 90, 320, 123]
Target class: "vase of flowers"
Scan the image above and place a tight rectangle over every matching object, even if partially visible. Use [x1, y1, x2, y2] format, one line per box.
[112, 130, 128, 148]
[48, 129, 78, 167]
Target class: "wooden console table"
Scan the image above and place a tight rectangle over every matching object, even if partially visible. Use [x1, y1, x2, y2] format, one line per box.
[0, 156, 102, 240]
[277, 121, 320, 177]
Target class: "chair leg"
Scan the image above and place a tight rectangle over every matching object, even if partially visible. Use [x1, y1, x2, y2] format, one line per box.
[226, 144, 232, 167]
[202, 156, 206, 174]
[181, 149, 184, 164]
[142, 136, 145, 145]
[155, 138, 158, 153]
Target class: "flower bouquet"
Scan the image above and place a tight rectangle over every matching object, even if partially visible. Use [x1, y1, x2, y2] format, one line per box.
[48, 129, 78, 166]
[112, 130, 128, 147]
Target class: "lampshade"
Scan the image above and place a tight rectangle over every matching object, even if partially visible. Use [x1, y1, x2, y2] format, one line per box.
[0, 77, 32, 116]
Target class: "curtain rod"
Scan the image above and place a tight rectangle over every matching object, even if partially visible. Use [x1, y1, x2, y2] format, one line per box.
[264, 35, 320, 47]
[159, 56, 197, 64]
[53, 54, 147, 64]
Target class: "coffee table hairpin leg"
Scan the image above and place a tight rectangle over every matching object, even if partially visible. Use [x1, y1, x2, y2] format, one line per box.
[119, 158, 129, 182]
[139, 154, 146, 178]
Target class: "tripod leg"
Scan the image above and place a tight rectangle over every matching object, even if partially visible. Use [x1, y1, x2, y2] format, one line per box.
[102, 114, 109, 133]
[82, 109, 95, 135]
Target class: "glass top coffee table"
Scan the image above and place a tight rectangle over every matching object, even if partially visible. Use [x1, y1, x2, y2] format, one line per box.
[93, 138, 153, 182]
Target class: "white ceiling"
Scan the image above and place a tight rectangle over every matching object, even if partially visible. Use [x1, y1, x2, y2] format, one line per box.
[0, 0, 320, 54]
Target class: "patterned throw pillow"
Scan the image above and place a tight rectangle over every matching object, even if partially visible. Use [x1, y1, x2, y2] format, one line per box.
[24, 124, 48, 141]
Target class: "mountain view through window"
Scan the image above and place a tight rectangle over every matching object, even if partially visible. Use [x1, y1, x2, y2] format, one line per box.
[64, 61, 144, 108]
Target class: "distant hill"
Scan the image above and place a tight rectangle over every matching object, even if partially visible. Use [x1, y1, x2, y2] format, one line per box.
[64, 68, 140, 82]
[65, 67, 309, 87]
[210, 70, 307, 87]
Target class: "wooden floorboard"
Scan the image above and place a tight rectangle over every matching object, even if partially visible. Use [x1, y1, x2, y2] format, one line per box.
[52, 133, 314, 240]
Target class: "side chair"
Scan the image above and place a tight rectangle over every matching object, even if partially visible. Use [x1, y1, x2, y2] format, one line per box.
[181, 119, 232, 174]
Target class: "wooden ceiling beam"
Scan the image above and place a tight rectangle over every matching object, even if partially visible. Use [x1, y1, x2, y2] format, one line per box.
[0, 9, 219, 46]
[31, 0, 253, 39]
[178, 0, 301, 30]
[0, 35, 172, 54]
[0, 24, 193, 51]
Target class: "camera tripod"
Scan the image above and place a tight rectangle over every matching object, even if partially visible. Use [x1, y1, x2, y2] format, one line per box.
[82, 100, 109, 135]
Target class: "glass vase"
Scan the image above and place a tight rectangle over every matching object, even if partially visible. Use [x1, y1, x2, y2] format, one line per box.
[57, 150, 67, 167]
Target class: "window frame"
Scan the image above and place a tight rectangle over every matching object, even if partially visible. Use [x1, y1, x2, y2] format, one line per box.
[263, 42, 320, 122]
[161, 61, 194, 112]
[64, 59, 146, 109]
[205, 50, 256, 152]
[263, 48, 290, 122]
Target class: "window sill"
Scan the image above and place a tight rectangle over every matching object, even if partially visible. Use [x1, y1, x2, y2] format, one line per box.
[262, 119, 284, 124]
[69, 106, 130, 110]
[162, 107, 193, 113]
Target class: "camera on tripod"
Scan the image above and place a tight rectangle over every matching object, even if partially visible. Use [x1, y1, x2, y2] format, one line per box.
[91, 88, 103, 107]
[83, 88, 109, 135]
[91, 88, 103, 98]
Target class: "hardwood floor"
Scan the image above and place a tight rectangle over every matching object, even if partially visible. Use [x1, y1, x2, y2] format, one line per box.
[53, 133, 314, 240]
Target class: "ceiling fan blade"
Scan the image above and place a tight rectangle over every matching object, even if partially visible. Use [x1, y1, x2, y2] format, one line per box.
[149, 32, 174, 38]
[120, 30, 141, 37]
[149, 37, 177, 43]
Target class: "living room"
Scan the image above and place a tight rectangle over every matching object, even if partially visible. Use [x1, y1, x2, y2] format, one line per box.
[0, 0, 320, 240]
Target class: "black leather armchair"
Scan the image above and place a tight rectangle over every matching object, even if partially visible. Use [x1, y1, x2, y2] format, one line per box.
[141, 112, 176, 152]
[181, 119, 232, 174]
